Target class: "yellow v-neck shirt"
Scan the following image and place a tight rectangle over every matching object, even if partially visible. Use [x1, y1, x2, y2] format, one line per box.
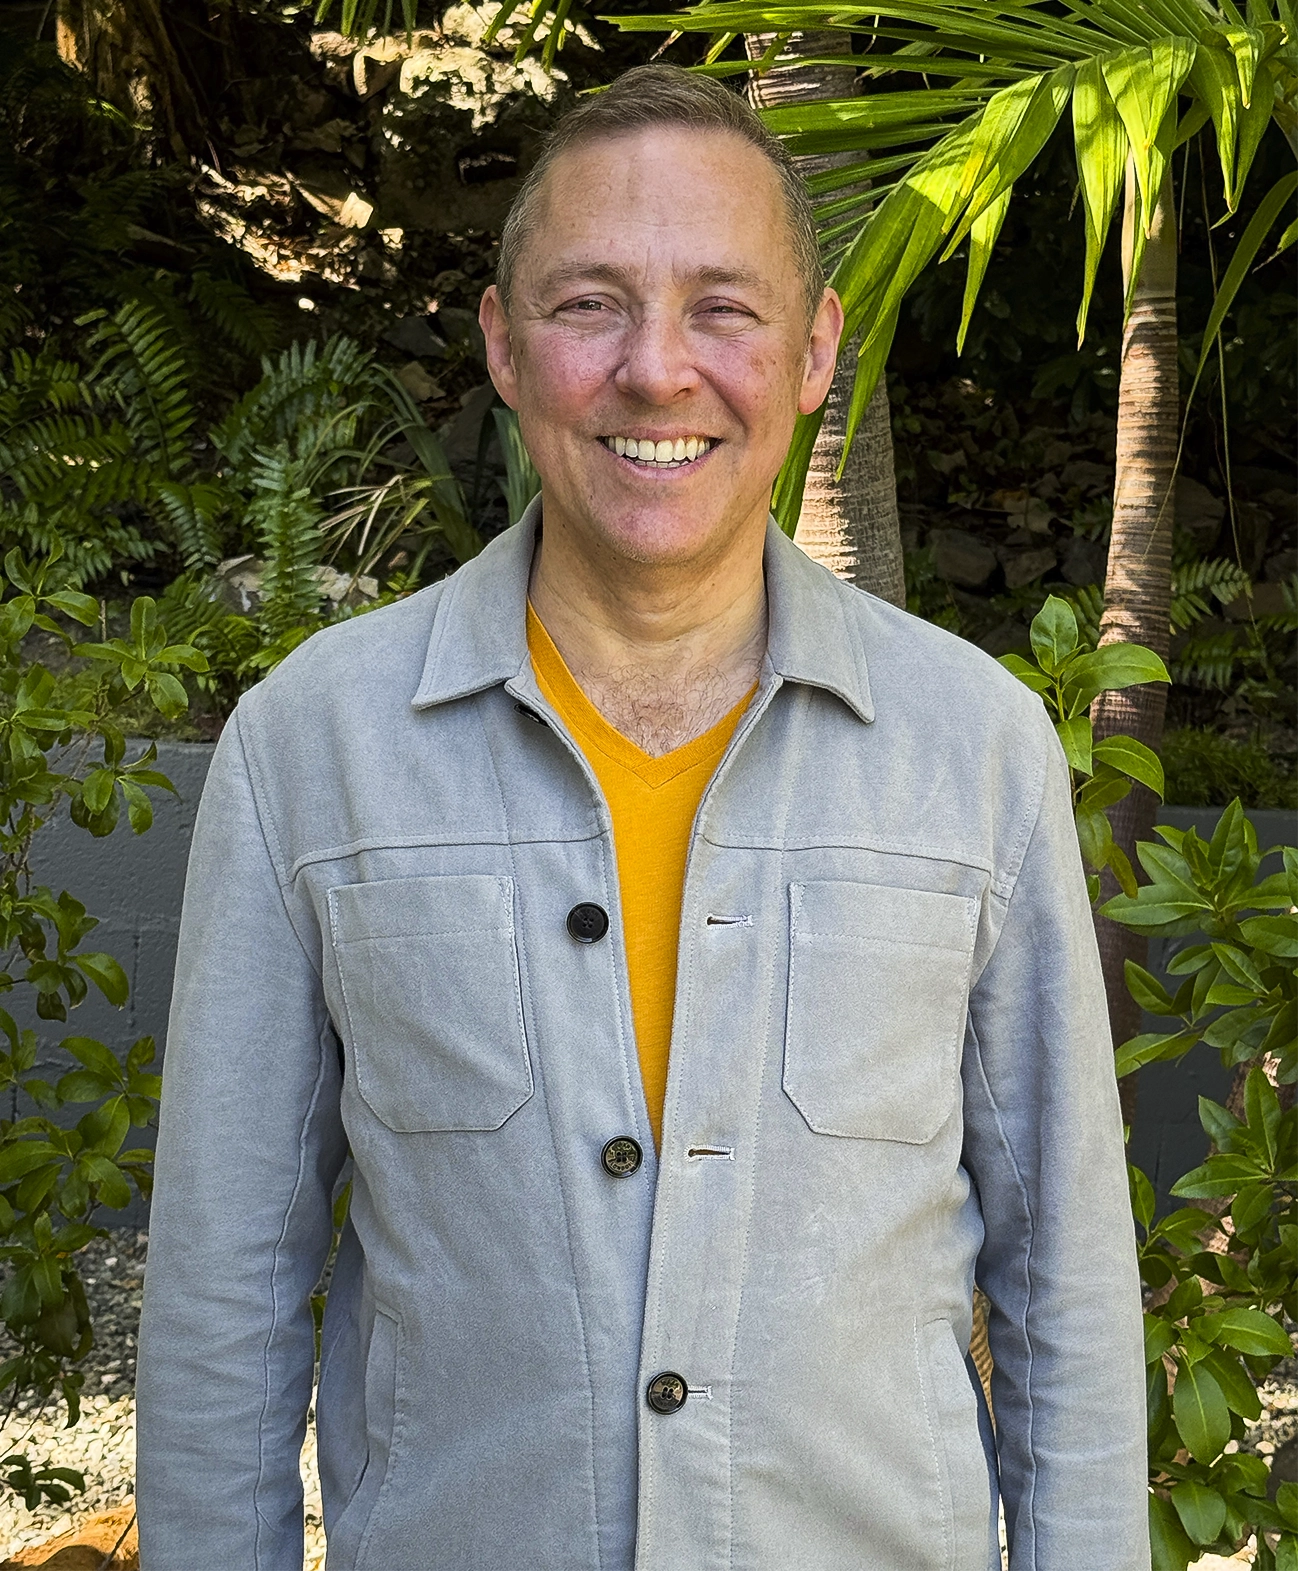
[527, 603, 754, 1149]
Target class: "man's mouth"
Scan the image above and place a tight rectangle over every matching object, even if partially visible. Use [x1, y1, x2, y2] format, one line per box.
[601, 435, 715, 468]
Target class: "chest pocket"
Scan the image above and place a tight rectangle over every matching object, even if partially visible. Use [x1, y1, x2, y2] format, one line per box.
[784, 880, 978, 1143]
[328, 874, 533, 1133]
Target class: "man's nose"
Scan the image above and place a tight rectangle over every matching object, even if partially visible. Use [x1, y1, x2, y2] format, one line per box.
[614, 310, 701, 404]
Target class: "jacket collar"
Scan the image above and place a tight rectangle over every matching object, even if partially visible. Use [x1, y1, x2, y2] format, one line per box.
[411, 495, 874, 724]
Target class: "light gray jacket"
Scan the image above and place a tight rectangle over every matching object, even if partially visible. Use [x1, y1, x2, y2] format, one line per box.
[136, 502, 1148, 1571]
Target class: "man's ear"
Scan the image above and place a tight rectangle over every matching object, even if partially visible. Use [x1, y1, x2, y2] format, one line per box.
[797, 287, 845, 417]
[480, 285, 520, 409]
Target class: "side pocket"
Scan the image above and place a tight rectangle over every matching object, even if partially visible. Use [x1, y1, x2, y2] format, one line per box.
[917, 1319, 993, 1571]
[330, 1308, 400, 1567]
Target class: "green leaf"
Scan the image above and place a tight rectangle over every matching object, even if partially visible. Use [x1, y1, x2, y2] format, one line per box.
[1145, 1312, 1177, 1364]
[1171, 1479, 1227, 1547]
[1210, 943, 1265, 992]
[1024, 590, 1074, 672]
[1071, 55, 1127, 344]
[1092, 734, 1165, 796]
[956, 188, 1011, 354]
[1206, 1307, 1292, 1358]
[0, 1141, 59, 1185]
[42, 591, 100, 627]
[1231, 1181, 1273, 1239]
[1239, 914, 1298, 958]
[1173, 1357, 1231, 1463]
[1192, 171, 1298, 386]
[1063, 642, 1171, 710]
[1198, 1095, 1241, 1148]
[1200, 1347, 1262, 1422]
[72, 954, 128, 1009]
[997, 652, 1051, 693]
[1125, 961, 1178, 1015]
[1102, 37, 1195, 242]
[1115, 1029, 1198, 1077]
[1055, 715, 1093, 774]
[1149, 1490, 1198, 1571]
[61, 1037, 122, 1080]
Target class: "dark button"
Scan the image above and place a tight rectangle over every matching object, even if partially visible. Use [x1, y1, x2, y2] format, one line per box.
[601, 1136, 643, 1177]
[567, 903, 609, 943]
[646, 1371, 688, 1415]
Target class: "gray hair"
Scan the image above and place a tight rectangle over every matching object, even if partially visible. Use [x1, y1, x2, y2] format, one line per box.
[496, 64, 824, 326]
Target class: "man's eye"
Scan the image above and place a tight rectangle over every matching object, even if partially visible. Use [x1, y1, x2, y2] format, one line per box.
[566, 299, 605, 313]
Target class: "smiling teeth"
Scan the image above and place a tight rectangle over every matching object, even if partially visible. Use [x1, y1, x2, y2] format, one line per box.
[606, 436, 712, 466]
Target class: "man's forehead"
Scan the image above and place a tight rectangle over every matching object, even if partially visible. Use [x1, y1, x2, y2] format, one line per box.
[522, 127, 793, 294]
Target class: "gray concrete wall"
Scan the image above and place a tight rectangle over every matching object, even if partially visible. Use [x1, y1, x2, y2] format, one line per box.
[14, 742, 215, 1225]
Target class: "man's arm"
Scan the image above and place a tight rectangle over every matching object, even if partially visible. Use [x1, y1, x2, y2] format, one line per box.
[136, 706, 348, 1569]
[963, 717, 1149, 1569]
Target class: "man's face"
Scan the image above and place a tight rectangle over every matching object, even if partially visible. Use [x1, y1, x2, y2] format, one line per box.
[480, 125, 842, 570]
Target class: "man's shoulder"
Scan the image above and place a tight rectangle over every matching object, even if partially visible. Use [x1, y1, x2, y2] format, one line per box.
[844, 580, 1050, 737]
[238, 578, 448, 725]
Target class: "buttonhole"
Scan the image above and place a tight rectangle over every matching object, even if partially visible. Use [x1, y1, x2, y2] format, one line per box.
[686, 1147, 734, 1161]
[705, 913, 751, 927]
[686, 1384, 713, 1399]
[514, 702, 548, 727]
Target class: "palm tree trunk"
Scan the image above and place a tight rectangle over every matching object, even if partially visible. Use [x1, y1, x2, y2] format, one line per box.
[746, 33, 906, 607]
[1092, 164, 1179, 1125]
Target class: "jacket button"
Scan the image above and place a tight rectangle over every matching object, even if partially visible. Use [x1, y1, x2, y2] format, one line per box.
[646, 1371, 688, 1415]
[601, 1136, 642, 1177]
[567, 903, 609, 943]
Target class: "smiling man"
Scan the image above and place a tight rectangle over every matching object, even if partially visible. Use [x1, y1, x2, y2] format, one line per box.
[137, 65, 1147, 1571]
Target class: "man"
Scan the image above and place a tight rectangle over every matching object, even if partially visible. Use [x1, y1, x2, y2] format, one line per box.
[137, 64, 1147, 1570]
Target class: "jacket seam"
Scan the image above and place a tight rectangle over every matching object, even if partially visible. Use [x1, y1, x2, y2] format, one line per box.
[286, 827, 606, 885]
[252, 1010, 333, 1566]
[967, 722, 1054, 1565]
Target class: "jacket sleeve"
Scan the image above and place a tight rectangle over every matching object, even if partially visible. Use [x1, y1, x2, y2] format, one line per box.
[962, 714, 1149, 1570]
[136, 705, 348, 1569]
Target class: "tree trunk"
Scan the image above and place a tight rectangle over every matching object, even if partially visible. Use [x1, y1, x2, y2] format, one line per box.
[746, 33, 906, 607]
[1092, 164, 1179, 1127]
[56, 0, 224, 158]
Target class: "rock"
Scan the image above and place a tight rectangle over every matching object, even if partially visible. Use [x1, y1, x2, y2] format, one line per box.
[931, 528, 997, 589]
[382, 314, 446, 359]
[1175, 476, 1225, 548]
[1061, 535, 1108, 588]
[1224, 582, 1290, 620]
[1265, 548, 1297, 582]
[1001, 545, 1056, 590]
[395, 361, 444, 402]
[439, 382, 498, 466]
[1, 1504, 137, 1568]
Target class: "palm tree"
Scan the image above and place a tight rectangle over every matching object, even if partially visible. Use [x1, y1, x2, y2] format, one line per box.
[746, 31, 906, 605]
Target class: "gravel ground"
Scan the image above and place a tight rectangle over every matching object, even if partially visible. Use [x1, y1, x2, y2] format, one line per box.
[0, 1233, 1292, 1566]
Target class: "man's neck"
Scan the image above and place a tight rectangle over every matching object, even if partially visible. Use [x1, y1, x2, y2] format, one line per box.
[527, 506, 768, 758]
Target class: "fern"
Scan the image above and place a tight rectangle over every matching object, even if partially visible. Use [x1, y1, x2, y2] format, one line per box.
[84, 301, 194, 475]
[213, 337, 373, 470]
[246, 445, 327, 638]
[156, 481, 225, 571]
[1170, 557, 1251, 631]
[186, 273, 277, 363]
